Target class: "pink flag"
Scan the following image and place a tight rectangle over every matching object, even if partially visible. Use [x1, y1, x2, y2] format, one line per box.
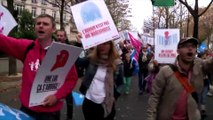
[128, 32, 142, 60]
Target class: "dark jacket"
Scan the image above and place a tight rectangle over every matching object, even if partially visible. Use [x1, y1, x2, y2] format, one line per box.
[79, 58, 124, 100]
[138, 51, 152, 72]
[123, 59, 135, 77]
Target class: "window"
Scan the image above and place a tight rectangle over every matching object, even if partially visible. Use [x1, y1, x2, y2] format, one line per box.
[41, 9, 46, 14]
[63, 13, 66, 21]
[15, 4, 25, 15]
[52, 1, 57, 7]
[41, 0, 46, 5]
[32, 0, 37, 3]
[52, 11, 56, 19]
[32, 7, 36, 18]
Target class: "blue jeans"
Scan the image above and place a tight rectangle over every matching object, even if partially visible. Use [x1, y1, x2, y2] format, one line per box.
[138, 70, 148, 92]
[198, 79, 209, 105]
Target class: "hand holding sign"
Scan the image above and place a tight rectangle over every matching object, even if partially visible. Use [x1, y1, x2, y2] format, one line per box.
[42, 95, 58, 107]
[76, 32, 83, 44]
[29, 42, 83, 107]
[71, 0, 119, 49]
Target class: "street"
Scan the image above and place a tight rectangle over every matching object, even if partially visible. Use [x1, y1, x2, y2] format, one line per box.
[0, 58, 213, 120]
[0, 75, 148, 120]
[1, 75, 213, 120]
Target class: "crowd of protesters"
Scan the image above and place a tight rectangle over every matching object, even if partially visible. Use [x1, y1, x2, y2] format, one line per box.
[0, 11, 213, 120]
[70, 34, 213, 120]
[114, 37, 213, 120]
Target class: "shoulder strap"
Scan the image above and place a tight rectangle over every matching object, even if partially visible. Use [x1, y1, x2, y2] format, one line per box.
[168, 65, 198, 103]
[174, 72, 195, 93]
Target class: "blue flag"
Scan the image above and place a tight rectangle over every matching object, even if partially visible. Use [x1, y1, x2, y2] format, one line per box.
[0, 103, 33, 120]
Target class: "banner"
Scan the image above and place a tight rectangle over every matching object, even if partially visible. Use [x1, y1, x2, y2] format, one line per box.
[71, 0, 119, 49]
[0, 5, 17, 35]
[29, 42, 83, 107]
[141, 34, 154, 45]
[198, 42, 207, 53]
[0, 103, 33, 120]
[154, 29, 179, 63]
[128, 32, 142, 61]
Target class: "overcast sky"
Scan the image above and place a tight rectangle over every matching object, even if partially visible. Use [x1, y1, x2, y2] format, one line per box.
[129, 0, 212, 33]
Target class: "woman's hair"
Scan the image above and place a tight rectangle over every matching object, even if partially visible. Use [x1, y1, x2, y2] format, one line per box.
[88, 41, 119, 71]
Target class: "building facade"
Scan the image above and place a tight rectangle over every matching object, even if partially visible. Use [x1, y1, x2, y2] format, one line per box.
[1, 0, 76, 40]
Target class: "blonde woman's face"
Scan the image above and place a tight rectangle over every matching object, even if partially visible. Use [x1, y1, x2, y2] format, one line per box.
[97, 42, 111, 55]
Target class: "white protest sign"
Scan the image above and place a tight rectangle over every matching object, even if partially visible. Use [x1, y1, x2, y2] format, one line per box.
[29, 42, 83, 107]
[71, 0, 119, 49]
[0, 4, 17, 35]
[141, 34, 154, 45]
[154, 29, 180, 63]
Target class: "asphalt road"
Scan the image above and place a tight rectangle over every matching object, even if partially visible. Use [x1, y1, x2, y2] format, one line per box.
[0, 57, 213, 120]
[1, 75, 213, 120]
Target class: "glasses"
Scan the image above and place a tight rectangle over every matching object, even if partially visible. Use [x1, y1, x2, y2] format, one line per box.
[179, 44, 197, 48]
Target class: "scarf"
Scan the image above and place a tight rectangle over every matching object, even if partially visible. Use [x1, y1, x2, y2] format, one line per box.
[102, 67, 115, 116]
[142, 51, 148, 62]
[94, 54, 115, 115]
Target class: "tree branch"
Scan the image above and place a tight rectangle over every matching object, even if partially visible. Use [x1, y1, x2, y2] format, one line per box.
[198, 0, 213, 17]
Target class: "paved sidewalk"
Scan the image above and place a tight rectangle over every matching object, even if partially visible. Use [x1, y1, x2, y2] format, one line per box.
[0, 57, 23, 74]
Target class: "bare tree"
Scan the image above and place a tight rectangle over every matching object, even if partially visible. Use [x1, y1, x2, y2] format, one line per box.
[147, 2, 187, 30]
[7, 0, 18, 75]
[45, 0, 74, 30]
[105, 0, 131, 31]
[179, 0, 213, 39]
[199, 6, 213, 46]
[46, 0, 131, 31]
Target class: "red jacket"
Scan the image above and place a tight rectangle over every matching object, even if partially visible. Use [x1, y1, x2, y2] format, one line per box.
[0, 34, 78, 112]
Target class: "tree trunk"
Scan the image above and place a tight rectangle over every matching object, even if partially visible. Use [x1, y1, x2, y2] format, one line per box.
[60, 0, 65, 30]
[186, 12, 190, 37]
[192, 0, 199, 39]
[7, 0, 17, 75]
[165, 8, 169, 28]
[8, 56, 17, 75]
[193, 16, 199, 39]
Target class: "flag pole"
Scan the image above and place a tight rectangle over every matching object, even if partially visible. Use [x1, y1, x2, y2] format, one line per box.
[152, 4, 155, 47]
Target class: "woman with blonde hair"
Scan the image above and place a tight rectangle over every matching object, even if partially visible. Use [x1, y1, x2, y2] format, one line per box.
[78, 40, 124, 120]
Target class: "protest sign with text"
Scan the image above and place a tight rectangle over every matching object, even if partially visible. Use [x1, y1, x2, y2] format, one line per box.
[154, 29, 180, 63]
[71, 0, 119, 49]
[29, 42, 83, 107]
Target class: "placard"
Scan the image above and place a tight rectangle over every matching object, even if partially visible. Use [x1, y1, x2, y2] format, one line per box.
[71, 0, 119, 49]
[29, 42, 83, 107]
[154, 29, 180, 63]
